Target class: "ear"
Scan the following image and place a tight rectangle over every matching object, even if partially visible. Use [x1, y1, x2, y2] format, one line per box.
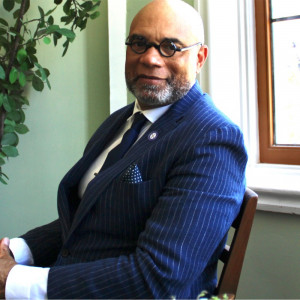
[196, 45, 208, 74]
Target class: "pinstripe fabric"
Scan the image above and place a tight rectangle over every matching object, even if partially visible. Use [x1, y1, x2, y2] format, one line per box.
[21, 81, 248, 299]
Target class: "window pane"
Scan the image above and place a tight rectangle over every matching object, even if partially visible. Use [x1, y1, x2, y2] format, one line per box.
[271, 0, 300, 19]
[272, 19, 300, 145]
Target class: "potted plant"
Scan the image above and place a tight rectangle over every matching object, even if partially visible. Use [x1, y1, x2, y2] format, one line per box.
[0, 0, 101, 184]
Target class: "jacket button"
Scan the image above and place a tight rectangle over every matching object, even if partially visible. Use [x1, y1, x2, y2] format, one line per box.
[61, 248, 70, 257]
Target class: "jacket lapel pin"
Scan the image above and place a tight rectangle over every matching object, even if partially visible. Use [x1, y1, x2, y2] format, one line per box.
[148, 131, 158, 141]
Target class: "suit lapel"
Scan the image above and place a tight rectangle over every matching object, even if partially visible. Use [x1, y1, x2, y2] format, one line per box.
[66, 82, 204, 238]
[59, 104, 134, 231]
[61, 104, 134, 188]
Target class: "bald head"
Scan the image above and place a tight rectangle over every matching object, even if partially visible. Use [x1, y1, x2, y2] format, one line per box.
[130, 0, 205, 44]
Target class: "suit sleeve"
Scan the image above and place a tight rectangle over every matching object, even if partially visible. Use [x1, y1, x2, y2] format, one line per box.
[20, 219, 63, 267]
[47, 125, 247, 299]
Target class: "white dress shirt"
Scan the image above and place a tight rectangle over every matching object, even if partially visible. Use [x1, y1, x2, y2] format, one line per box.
[6, 101, 171, 299]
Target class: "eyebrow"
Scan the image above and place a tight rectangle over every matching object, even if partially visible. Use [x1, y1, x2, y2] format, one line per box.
[127, 34, 185, 47]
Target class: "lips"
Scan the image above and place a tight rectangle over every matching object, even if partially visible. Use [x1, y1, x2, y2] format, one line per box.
[135, 75, 166, 85]
[137, 75, 164, 80]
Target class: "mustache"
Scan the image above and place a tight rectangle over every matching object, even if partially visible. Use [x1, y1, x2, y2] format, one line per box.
[133, 74, 171, 84]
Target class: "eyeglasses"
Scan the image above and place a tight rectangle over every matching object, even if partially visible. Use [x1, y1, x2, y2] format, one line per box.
[125, 37, 202, 58]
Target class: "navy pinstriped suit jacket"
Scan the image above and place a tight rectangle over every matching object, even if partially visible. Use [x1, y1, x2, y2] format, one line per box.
[21, 81, 248, 299]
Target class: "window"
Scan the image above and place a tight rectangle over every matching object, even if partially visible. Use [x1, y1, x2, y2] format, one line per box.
[255, 0, 300, 165]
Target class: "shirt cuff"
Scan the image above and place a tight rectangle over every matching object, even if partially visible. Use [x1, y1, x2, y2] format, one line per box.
[5, 265, 49, 299]
[9, 238, 34, 265]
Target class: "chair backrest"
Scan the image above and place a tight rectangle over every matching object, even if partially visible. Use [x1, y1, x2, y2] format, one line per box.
[215, 188, 258, 297]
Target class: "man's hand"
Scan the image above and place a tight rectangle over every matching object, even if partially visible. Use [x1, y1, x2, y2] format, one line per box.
[0, 238, 17, 299]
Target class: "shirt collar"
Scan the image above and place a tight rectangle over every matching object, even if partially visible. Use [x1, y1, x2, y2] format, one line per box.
[131, 100, 172, 124]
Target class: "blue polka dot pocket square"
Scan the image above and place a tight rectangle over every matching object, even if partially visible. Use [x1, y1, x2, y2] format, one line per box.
[121, 164, 143, 184]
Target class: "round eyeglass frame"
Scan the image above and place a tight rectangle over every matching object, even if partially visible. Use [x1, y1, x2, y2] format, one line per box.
[125, 38, 202, 58]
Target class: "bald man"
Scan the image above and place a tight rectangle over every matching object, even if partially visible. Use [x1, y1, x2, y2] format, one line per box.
[0, 0, 247, 298]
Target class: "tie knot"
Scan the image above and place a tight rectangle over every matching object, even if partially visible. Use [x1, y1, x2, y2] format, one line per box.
[132, 112, 146, 123]
[131, 112, 147, 131]
[100, 112, 147, 171]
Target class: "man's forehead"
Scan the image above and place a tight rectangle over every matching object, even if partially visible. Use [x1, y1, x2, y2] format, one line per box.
[129, 18, 189, 43]
[127, 33, 185, 46]
[129, 0, 204, 43]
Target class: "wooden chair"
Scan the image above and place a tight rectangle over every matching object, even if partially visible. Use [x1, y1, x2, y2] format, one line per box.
[215, 188, 258, 297]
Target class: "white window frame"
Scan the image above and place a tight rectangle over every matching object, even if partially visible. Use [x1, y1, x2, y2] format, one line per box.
[239, 0, 300, 214]
[204, 0, 300, 214]
[107, 0, 127, 113]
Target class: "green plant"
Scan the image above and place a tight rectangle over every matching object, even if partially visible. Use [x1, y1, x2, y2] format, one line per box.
[0, 0, 101, 184]
[171, 291, 232, 300]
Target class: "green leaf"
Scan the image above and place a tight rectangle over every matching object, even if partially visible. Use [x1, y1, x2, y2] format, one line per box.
[7, 30, 16, 37]
[1, 132, 19, 146]
[17, 48, 27, 64]
[6, 111, 21, 122]
[81, 1, 93, 11]
[38, 6, 45, 19]
[0, 157, 6, 167]
[19, 96, 29, 106]
[9, 67, 18, 84]
[0, 65, 5, 80]
[34, 62, 47, 81]
[13, 8, 20, 19]
[3, 0, 15, 12]
[90, 11, 100, 20]
[27, 52, 38, 64]
[48, 15, 54, 25]
[2, 145, 19, 157]
[15, 124, 29, 134]
[0, 28, 7, 36]
[0, 18, 9, 27]
[45, 7, 57, 17]
[24, 0, 30, 14]
[4, 125, 15, 133]
[20, 109, 26, 123]
[36, 28, 47, 38]
[18, 71, 26, 87]
[34, 63, 51, 89]
[26, 46, 37, 55]
[46, 25, 60, 34]
[62, 40, 70, 57]
[0, 174, 8, 185]
[3, 94, 11, 112]
[63, 0, 72, 15]
[0, 36, 9, 52]
[91, 2, 101, 10]
[43, 68, 50, 78]
[20, 62, 29, 72]
[32, 75, 44, 91]
[78, 18, 87, 31]
[0, 93, 3, 106]
[56, 28, 75, 39]
[7, 95, 16, 111]
[4, 119, 16, 127]
[61, 15, 74, 25]
[43, 37, 51, 45]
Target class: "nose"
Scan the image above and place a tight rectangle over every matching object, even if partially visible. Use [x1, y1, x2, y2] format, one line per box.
[138, 46, 164, 67]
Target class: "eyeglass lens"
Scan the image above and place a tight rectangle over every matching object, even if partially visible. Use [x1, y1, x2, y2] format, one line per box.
[130, 39, 176, 57]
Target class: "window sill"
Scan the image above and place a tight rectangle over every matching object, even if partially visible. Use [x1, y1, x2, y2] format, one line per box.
[246, 163, 300, 215]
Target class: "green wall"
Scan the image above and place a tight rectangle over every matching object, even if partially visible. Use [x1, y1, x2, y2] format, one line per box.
[238, 210, 300, 299]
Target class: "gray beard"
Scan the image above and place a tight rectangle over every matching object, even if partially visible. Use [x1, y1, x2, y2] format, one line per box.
[126, 76, 192, 107]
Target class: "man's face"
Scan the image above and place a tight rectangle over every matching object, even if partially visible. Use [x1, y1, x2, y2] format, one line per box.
[125, 3, 207, 110]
